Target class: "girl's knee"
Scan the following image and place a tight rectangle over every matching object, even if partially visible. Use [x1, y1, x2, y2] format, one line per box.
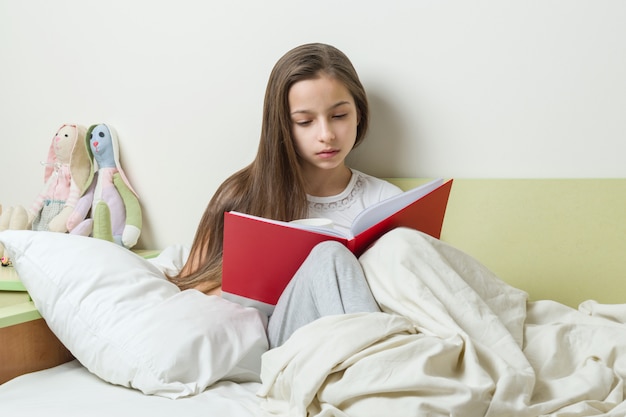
[310, 240, 352, 259]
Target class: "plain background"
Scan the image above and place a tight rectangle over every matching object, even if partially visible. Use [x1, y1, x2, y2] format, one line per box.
[1, 0, 625, 249]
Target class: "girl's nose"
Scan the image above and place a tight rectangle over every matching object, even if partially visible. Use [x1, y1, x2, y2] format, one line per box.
[319, 122, 335, 142]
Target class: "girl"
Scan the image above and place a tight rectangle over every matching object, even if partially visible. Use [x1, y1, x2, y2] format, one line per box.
[169, 43, 402, 347]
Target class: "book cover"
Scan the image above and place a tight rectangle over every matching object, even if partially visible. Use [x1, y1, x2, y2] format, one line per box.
[222, 178, 453, 314]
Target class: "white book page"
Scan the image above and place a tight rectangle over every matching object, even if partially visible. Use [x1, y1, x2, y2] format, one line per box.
[230, 212, 348, 238]
[349, 178, 444, 236]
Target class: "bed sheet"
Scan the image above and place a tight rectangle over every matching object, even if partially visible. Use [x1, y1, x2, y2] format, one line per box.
[0, 360, 262, 417]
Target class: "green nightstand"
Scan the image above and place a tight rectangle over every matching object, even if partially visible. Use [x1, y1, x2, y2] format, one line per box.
[0, 266, 74, 384]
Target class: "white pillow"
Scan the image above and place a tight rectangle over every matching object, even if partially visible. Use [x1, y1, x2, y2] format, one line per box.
[0, 230, 268, 399]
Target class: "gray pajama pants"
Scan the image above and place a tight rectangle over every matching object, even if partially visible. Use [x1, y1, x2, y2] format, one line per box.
[267, 241, 381, 348]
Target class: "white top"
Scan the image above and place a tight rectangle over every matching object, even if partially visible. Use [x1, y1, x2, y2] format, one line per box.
[307, 169, 403, 235]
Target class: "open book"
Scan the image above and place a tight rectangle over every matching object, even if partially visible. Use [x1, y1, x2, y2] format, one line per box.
[221, 178, 453, 315]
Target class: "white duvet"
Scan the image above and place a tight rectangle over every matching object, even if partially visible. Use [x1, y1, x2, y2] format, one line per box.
[258, 228, 626, 417]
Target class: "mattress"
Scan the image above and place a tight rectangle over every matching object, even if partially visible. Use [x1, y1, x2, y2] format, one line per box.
[0, 360, 261, 417]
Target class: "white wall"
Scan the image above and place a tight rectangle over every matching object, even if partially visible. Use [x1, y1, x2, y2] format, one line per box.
[1, 0, 625, 249]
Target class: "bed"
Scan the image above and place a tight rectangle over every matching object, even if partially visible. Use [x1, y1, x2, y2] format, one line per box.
[1, 178, 625, 417]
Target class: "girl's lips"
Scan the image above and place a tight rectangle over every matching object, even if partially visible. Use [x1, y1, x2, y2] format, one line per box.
[317, 149, 339, 158]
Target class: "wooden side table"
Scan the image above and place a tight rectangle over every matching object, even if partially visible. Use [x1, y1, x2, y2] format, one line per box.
[0, 266, 74, 384]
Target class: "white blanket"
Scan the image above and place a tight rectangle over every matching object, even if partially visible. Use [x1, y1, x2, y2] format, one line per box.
[258, 228, 626, 416]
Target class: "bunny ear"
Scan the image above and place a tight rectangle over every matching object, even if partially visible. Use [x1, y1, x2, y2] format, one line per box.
[43, 126, 64, 182]
[105, 124, 139, 198]
[70, 124, 94, 195]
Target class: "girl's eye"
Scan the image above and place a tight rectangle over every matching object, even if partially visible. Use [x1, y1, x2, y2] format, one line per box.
[333, 113, 347, 119]
[295, 120, 312, 126]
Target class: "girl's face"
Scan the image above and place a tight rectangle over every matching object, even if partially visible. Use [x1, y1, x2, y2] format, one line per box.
[288, 74, 358, 177]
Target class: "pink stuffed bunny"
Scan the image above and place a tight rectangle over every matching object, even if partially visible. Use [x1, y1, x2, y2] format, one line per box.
[0, 124, 90, 250]
[29, 124, 90, 231]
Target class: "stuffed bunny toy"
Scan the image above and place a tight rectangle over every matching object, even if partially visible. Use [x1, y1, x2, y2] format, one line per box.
[0, 124, 90, 257]
[67, 123, 142, 249]
[0, 205, 29, 259]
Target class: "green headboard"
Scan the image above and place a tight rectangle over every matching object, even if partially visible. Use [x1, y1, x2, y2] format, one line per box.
[388, 179, 626, 308]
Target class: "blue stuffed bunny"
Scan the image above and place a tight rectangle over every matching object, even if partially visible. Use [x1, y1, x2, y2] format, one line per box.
[67, 124, 142, 248]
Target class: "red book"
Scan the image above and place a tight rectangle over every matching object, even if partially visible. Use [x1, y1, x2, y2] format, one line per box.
[222, 178, 453, 315]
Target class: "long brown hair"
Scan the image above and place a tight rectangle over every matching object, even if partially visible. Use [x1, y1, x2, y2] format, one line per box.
[169, 43, 370, 292]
